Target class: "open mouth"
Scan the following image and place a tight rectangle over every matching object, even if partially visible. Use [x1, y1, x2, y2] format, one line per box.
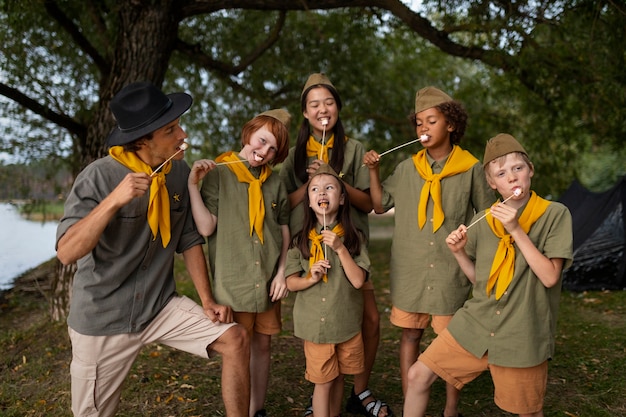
[318, 201, 329, 209]
[253, 152, 264, 162]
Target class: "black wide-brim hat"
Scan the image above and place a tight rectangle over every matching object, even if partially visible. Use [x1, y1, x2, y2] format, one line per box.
[107, 81, 193, 146]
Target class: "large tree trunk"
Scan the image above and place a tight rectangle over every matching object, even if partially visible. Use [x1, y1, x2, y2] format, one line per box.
[51, 1, 180, 321]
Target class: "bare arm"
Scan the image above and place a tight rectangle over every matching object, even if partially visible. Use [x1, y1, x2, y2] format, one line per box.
[57, 172, 151, 265]
[188, 159, 218, 236]
[269, 225, 291, 302]
[445, 225, 476, 284]
[362, 150, 384, 214]
[286, 264, 325, 292]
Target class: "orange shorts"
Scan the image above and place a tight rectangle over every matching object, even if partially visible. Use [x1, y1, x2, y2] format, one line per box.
[233, 302, 281, 336]
[420, 328, 548, 414]
[390, 306, 452, 334]
[304, 333, 364, 384]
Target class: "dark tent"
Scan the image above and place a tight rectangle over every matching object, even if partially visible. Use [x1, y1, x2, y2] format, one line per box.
[559, 176, 626, 291]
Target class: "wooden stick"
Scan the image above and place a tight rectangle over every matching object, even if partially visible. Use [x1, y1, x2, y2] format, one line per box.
[466, 189, 522, 229]
[150, 143, 188, 177]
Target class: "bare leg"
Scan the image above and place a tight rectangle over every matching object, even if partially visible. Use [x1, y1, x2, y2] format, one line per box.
[330, 374, 345, 417]
[403, 361, 438, 417]
[400, 327, 424, 396]
[249, 332, 271, 416]
[312, 379, 334, 417]
[209, 324, 251, 417]
[442, 382, 461, 417]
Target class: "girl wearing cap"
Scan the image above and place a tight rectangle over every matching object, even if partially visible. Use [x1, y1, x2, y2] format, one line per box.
[188, 110, 292, 417]
[403, 133, 573, 417]
[363, 87, 494, 417]
[280, 74, 393, 417]
[285, 165, 369, 417]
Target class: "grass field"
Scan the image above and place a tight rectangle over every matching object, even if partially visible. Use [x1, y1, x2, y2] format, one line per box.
[1, 216, 625, 416]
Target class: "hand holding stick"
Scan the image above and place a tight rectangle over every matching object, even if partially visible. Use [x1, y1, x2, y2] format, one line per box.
[466, 188, 523, 230]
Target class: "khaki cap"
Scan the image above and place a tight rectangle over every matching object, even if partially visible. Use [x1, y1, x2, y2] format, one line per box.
[414, 86, 453, 114]
[257, 108, 291, 129]
[483, 133, 528, 167]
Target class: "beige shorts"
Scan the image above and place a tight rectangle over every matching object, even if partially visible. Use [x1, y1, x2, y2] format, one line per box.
[390, 305, 453, 334]
[233, 302, 282, 336]
[304, 332, 365, 384]
[420, 328, 548, 414]
[68, 295, 237, 416]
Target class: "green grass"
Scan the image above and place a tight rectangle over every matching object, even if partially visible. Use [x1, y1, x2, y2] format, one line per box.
[1, 227, 625, 416]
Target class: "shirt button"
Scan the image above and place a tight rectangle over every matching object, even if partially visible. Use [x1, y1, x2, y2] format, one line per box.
[320, 318, 325, 322]
[429, 218, 433, 222]
[496, 310, 501, 315]
[255, 261, 260, 265]
[321, 298, 326, 302]
[256, 284, 260, 288]
[430, 264, 434, 268]
[429, 241, 434, 246]
[427, 286, 431, 290]
[490, 332, 495, 336]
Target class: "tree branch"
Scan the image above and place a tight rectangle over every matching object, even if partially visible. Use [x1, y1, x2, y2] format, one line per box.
[0, 82, 87, 139]
[44, 0, 109, 73]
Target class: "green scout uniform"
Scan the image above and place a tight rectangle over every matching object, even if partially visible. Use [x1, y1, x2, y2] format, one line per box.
[447, 198, 573, 367]
[280, 136, 370, 241]
[285, 222, 370, 344]
[381, 151, 494, 315]
[201, 161, 290, 313]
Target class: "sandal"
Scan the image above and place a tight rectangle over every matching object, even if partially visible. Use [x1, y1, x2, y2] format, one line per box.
[304, 396, 313, 417]
[345, 387, 394, 417]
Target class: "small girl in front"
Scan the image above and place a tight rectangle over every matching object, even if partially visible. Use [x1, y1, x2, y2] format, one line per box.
[285, 164, 369, 417]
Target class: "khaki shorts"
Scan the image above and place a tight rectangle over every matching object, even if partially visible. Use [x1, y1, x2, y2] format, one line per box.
[390, 305, 453, 334]
[68, 295, 237, 417]
[304, 332, 365, 384]
[234, 302, 282, 336]
[420, 328, 548, 414]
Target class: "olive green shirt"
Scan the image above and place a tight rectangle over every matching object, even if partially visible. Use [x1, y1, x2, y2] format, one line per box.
[447, 198, 573, 368]
[285, 223, 370, 344]
[201, 162, 290, 312]
[381, 151, 495, 314]
[279, 136, 370, 241]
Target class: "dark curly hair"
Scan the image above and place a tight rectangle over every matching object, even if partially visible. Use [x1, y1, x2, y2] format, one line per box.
[408, 101, 468, 146]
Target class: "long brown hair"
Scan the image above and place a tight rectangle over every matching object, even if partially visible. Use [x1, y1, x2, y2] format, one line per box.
[293, 173, 362, 258]
[294, 85, 347, 183]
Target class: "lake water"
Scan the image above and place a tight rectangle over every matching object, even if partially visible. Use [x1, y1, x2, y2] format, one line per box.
[0, 203, 59, 290]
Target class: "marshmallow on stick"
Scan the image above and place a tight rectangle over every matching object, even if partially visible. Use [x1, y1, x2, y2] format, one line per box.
[151, 142, 188, 177]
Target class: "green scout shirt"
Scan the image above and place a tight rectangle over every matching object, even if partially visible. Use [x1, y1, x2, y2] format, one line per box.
[380, 152, 494, 314]
[447, 198, 573, 368]
[201, 161, 290, 313]
[58, 157, 204, 336]
[279, 136, 371, 241]
[285, 223, 370, 344]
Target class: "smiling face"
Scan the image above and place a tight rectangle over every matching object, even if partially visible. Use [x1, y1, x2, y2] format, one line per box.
[137, 118, 187, 168]
[308, 173, 345, 222]
[239, 125, 278, 167]
[303, 86, 339, 138]
[486, 152, 534, 204]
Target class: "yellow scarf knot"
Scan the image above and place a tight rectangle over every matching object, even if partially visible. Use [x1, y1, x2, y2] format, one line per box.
[485, 191, 551, 299]
[307, 223, 345, 282]
[109, 146, 172, 247]
[306, 134, 335, 162]
[412, 145, 478, 232]
[216, 151, 271, 243]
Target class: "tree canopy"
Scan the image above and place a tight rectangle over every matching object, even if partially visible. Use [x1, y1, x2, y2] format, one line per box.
[1, 0, 624, 197]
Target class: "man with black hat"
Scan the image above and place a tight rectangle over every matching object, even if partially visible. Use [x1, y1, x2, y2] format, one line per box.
[56, 81, 250, 417]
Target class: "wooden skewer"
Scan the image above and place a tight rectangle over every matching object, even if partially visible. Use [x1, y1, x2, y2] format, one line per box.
[466, 189, 523, 229]
[214, 159, 245, 166]
[361, 135, 427, 167]
[151, 143, 188, 177]
[318, 118, 329, 160]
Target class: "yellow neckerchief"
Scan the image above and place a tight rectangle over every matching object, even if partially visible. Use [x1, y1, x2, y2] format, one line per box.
[216, 151, 271, 243]
[109, 146, 172, 247]
[485, 191, 551, 299]
[412, 145, 478, 232]
[306, 134, 335, 163]
[307, 223, 345, 282]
